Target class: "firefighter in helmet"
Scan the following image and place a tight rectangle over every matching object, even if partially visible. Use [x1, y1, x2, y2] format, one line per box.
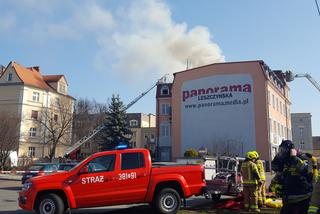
[271, 140, 313, 214]
[241, 151, 261, 212]
[253, 151, 266, 208]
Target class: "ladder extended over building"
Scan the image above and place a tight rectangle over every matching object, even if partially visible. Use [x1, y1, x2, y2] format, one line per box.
[64, 75, 168, 157]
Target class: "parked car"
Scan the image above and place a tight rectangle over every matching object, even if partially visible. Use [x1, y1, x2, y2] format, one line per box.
[57, 163, 77, 171]
[21, 163, 59, 184]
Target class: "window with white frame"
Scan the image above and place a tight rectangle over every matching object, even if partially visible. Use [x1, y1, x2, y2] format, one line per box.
[130, 120, 138, 127]
[160, 124, 170, 137]
[59, 84, 66, 94]
[31, 110, 38, 119]
[55, 97, 60, 106]
[7, 73, 13, 81]
[32, 92, 40, 102]
[161, 103, 171, 115]
[29, 127, 37, 137]
[28, 147, 35, 157]
[160, 85, 169, 95]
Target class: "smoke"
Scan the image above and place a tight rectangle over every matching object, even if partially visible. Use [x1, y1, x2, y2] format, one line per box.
[0, 0, 225, 81]
[96, 0, 225, 80]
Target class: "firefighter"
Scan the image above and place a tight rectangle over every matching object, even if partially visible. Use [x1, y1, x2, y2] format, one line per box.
[307, 154, 319, 214]
[304, 153, 318, 184]
[308, 173, 320, 214]
[241, 151, 261, 212]
[253, 151, 266, 208]
[271, 140, 313, 214]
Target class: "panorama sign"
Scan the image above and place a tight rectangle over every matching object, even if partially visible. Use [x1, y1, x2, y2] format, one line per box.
[181, 74, 256, 156]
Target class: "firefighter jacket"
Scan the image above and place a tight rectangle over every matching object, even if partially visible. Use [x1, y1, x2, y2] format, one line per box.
[269, 172, 284, 197]
[256, 159, 266, 181]
[281, 156, 313, 203]
[241, 160, 261, 186]
[311, 156, 318, 183]
[308, 173, 320, 214]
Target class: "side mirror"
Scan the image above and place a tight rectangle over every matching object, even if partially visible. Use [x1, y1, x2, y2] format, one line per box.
[79, 166, 89, 174]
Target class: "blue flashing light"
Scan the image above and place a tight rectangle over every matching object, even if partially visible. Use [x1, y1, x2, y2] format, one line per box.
[116, 144, 128, 150]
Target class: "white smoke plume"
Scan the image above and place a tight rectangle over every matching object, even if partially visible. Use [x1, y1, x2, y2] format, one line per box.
[96, 0, 225, 80]
[0, 0, 225, 81]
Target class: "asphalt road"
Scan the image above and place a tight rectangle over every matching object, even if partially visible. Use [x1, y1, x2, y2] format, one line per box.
[0, 178, 213, 214]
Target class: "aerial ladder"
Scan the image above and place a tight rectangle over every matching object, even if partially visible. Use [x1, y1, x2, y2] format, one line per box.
[285, 71, 320, 93]
[64, 74, 168, 157]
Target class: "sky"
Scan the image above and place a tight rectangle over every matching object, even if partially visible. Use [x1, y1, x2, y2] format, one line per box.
[1, 0, 320, 135]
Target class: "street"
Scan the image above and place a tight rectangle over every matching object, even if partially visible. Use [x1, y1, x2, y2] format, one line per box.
[0, 178, 213, 214]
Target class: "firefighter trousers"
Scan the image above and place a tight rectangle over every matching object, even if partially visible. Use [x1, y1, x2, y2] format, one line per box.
[281, 198, 310, 214]
[243, 185, 259, 210]
[258, 181, 266, 206]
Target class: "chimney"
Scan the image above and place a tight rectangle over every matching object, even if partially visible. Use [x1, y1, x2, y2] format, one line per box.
[33, 66, 40, 72]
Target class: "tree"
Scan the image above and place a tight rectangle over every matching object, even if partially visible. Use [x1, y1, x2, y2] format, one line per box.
[99, 95, 132, 150]
[0, 113, 20, 170]
[37, 96, 74, 161]
[72, 98, 107, 142]
[184, 148, 199, 157]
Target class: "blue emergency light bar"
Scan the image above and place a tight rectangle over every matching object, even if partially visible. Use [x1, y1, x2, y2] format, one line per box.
[116, 144, 128, 149]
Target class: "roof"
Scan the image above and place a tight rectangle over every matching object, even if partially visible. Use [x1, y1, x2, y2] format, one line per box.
[173, 60, 265, 76]
[12, 62, 51, 90]
[43, 75, 65, 83]
[9, 61, 75, 100]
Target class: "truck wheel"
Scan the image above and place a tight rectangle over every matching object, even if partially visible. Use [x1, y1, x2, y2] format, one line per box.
[36, 193, 64, 214]
[155, 188, 181, 214]
[211, 193, 221, 202]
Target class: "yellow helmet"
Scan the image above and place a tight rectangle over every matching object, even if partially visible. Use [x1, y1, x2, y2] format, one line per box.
[252, 151, 259, 159]
[246, 151, 256, 160]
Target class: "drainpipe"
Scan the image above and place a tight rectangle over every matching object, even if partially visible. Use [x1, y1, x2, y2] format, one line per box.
[42, 90, 49, 158]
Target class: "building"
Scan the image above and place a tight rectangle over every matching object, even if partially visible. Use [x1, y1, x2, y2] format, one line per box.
[0, 61, 75, 162]
[291, 113, 313, 153]
[312, 136, 320, 157]
[156, 60, 291, 167]
[77, 113, 156, 157]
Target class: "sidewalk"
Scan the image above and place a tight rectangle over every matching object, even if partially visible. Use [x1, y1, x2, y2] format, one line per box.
[0, 173, 22, 181]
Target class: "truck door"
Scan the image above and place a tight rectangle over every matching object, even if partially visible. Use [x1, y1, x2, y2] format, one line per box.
[117, 151, 149, 203]
[69, 154, 120, 207]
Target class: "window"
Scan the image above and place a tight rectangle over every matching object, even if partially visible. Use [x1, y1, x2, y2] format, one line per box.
[267, 91, 270, 105]
[31, 110, 38, 120]
[300, 141, 305, 149]
[160, 124, 170, 137]
[32, 92, 40, 102]
[84, 142, 91, 148]
[121, 152, 144, 170]
[130, 120, 138, 127]
[161, 85, 169, 95]
[272, 94, 275, 108]
[7, 73, 13, 81]
[299, 127, 304, 138]
[86, 154, 116, 173]
[54, 97, 60, 106]
[276, 98, 279, 111]
[279, 101, 282, 114]
[28, 147, 35, 157]
[29, 128, 37, 137]
[161, 103, 171, 115]
[54, 114, 58, 123]
[59, 84, 66, 94]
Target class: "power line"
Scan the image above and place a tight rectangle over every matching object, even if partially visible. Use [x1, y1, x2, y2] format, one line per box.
[315, 0, 320, 16]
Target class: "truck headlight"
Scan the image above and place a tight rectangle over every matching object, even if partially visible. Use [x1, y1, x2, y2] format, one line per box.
[22, 182, 32, 191]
